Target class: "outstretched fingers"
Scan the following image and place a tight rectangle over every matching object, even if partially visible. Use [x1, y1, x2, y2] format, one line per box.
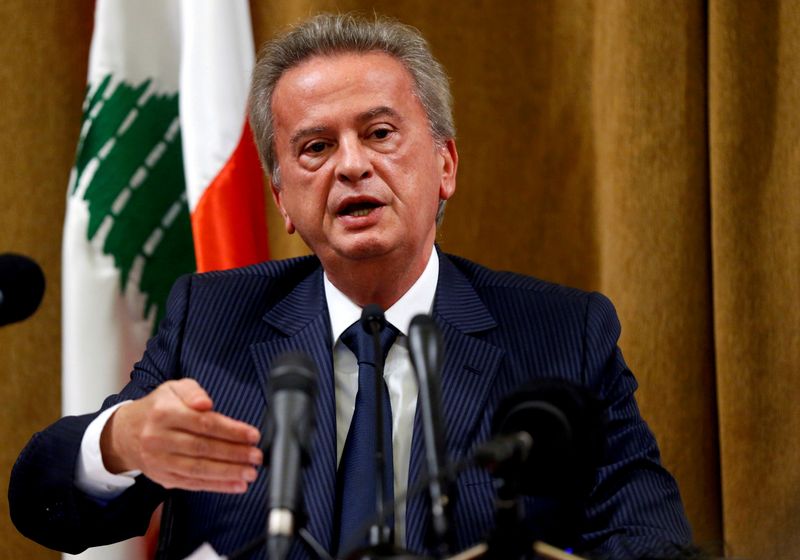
[101, 379, 263, 493]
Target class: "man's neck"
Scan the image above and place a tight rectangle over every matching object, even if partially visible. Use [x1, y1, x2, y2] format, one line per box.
[323, 244, 436, 310]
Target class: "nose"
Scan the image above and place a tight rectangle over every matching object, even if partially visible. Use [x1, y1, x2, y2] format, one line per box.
[335, 135, 372, 184]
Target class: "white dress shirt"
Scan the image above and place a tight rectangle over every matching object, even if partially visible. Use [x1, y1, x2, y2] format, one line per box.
[76, 248, 440, 545]
[325, 249, 438, 545]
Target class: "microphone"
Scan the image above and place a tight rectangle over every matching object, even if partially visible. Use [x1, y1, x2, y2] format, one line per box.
[360, 303, 394, 547]
[0, 253, 45, 326]
[407, 314, 451, 553]
[488, 380, 604, 498]
[264, 351, 318, 560]
[480, 380, 605, 558]
[473, 431, 534, 471]
[361, 303, 386, 333]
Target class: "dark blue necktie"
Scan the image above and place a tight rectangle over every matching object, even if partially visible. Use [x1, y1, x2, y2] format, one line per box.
[335, 319, 398, 555]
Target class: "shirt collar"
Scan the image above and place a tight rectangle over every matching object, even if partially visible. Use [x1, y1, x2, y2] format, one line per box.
[324, 248, 439, 345]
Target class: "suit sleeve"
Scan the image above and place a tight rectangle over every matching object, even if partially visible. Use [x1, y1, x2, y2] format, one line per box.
[579, 292, 693, 559]
[8, 275, 193, 553]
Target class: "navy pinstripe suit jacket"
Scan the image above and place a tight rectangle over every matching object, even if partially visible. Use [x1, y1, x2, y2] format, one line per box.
[10, 251, 691, 559]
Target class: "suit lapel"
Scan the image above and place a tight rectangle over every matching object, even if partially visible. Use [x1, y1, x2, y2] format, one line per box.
[249, 265, 338, 554]
[406, 253, 505, 552]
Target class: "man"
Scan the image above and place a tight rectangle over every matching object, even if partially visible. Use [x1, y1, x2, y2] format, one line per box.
[10, 13, 692, 560]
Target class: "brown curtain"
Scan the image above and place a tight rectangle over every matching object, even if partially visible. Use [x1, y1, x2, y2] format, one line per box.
[1, 1, 797, 558]
[709, 1, 800, 555]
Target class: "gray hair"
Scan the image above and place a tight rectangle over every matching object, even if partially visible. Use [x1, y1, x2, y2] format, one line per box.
[248, 13, 455, 223]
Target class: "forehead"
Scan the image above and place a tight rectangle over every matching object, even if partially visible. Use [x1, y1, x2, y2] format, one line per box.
[271, 51, 425, 135]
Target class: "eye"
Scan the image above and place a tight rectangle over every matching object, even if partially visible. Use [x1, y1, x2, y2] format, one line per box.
[368, 126, 394, 140]
[302, 141, 330, 155]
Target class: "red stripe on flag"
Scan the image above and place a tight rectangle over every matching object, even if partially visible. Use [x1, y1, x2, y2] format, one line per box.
[191, 120, 269, 272]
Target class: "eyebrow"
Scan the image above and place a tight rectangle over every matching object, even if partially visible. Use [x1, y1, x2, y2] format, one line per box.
[358, 105, 400, 123]
[288, 106, 402, 147]
[289, 125, 330, 148]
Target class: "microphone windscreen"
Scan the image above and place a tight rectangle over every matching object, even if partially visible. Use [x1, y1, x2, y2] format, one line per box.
[408, 313, 444, 378]
[269, 352, 317, 394]
[360, 303, 386, 332]
[491, 380, 605, 498]
[264, 351, 318, 453]
[0, 253, 45, 326]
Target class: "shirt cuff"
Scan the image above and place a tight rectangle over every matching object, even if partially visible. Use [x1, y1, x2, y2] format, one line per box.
[75, 401, 142, 499]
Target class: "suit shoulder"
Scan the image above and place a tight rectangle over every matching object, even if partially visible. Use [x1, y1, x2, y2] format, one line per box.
[166, 255, 321, 312]
[191, 254, 320, 282]
[444, 253, 595, 302]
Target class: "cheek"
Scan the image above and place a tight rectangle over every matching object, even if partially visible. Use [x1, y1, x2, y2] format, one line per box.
[285, 182, 331, 224]
[405, 159, 444, 204]
[380, 151, 434, 191]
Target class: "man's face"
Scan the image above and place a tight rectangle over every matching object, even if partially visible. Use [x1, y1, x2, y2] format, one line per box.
[270, 52, 457, 273]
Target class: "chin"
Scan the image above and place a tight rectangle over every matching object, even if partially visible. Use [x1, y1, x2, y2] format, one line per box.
[333, 237, 396, 262]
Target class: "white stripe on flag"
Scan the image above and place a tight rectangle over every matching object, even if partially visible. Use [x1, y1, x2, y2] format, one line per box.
[179, 0, 255, 211]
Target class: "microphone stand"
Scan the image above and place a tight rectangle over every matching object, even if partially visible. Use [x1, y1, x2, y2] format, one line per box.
[481, 432, 534, 560]
[349, 305, 424, 560]
[485, 476, 528, 560]
[408, 314, 453, 556]
[364, 310, 392, 548]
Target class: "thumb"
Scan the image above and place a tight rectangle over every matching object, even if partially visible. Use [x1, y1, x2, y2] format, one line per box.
[167, 378, 213, 412]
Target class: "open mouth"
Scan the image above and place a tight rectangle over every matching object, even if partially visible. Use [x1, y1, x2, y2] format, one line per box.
[338, 200, 382, 217]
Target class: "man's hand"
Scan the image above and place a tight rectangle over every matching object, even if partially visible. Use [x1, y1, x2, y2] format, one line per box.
[100, 379, 263, 493]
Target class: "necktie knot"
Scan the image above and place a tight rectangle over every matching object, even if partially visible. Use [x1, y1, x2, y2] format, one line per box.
[340, 319, 399, 366]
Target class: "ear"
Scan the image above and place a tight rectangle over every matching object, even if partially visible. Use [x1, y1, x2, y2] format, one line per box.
[437, 138, 458, 201]
[270, 179, 296, 234]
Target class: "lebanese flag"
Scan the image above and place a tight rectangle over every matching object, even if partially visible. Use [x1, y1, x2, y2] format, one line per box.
[63, 1, 267, 559]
